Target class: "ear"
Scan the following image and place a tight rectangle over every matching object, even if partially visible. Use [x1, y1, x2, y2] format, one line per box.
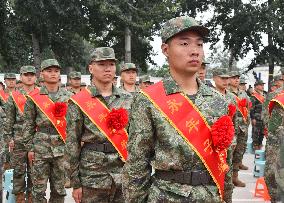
[88, 64, 93, 74]
[161, 43, 169, 58]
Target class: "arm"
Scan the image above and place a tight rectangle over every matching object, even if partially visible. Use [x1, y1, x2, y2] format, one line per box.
[122, 95, 154, 203]
[65, 101, 84, 189]
[4, 96, 16, 150]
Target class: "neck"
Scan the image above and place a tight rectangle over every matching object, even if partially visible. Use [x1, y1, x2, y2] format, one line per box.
[72, 87, 81, 93]
[216, 87, 226, 95]
[22, 85, 35, 93]
[230, 86, 238, 93]
[44, 82, 59, 93]
[93, 80, 112, 97]
[123, 83, 136, 92]
[170, 70, 198, 95]
[7, 87, 15, 92]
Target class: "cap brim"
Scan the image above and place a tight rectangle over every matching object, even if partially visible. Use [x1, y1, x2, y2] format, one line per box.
[21, 71, 36, 74]
[121, 68, 138, 73]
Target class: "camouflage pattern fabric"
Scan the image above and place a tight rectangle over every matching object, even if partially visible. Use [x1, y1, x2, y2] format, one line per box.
[229, 88, 251, 171]
[120, 63, 137, 73]
[41, 59, 61, 71]
[4, 88, 34, 194]
[264, 103, 284, 202]
[250, 91, 266, 148]
[123, 76, 233, 203]
[22, 86, 72, 203]
[65, 85, 133, 202]
[275, 134, 284, 202]
[89, 47, 116, 63]
[0, 106, 5, 202]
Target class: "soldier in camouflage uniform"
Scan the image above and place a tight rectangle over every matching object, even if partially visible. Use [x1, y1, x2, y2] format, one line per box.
[139, 75, 153, 89]
[1, 73, 17, 171]
[250, 80, 266, 150]
[275, 136, 284, 202]
[198, 61, 214, 87]
[68, 71, 82, 94]
[65, 47, 133, 203]
[22, 59, 72, 203]
[0, 106, 5, 203]
[120, 63, 139, 95]
[228, 71, 251, 187]
[239, 76, 247, 91]
[4, 66, 37, 202]
[123, 16, 233, 203]
[264, 99, 284, 202]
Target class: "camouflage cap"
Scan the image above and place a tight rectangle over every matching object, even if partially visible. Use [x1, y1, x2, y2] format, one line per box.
[120, 63, 137, 73]
[20, 65, 36, 74]
[41, 59, 61, 71]
[273, 74, 283, 81]
[69, 71, 81, 79]
[90, 47, 116, 63]
[16, 79, 22, 84]
[38, 77, 44, 82]
[81, 82, 87, 86]
[229, 71, 240, 77]
[212, 68, 230, 78]
[240, 76, 247, 84]
[160, 16, 209, 43]
[139, 75, 151, 83]
[4, 73, 16, 79]
[254, 80, 265, 86]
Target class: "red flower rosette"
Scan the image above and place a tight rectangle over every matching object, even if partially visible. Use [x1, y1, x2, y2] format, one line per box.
[211, 112, 235, 172]
[228, 103, 236, 118]
[106, 108, 129, 135]
[52, 102, 68, 118]
[238, 98, 247, 107]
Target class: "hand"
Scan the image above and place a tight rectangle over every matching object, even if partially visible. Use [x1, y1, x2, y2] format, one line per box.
[28, 151, 35, 166]
[72, 187, 82, 203]
[9, 140, 14, 152]
[3, 162, 10, 170]
[252, 119, 256, 126]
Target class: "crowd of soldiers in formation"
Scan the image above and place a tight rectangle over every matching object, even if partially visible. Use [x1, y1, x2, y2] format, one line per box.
[0, 15, 283, 203]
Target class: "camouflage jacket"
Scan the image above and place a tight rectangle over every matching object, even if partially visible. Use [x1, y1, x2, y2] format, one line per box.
[120, 85, 140, 96]
[123, 76, 233, 203]
[267, 103, 284, 192]
[4, 88, 33, 149]
[22, 86, 72, 158]
[0, 106, 5, 156]
[250, 90, 266, 121]
[229, 88, 251, 133]
[65, 85, 133, 189]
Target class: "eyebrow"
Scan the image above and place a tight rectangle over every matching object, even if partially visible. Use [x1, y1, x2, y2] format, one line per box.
[178, 36, 204, 41]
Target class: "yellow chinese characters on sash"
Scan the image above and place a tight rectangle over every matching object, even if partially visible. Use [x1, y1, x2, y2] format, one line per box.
[268, 92, 284, 115]
[27, 90, 67, 142]
[141, 81, 226, 200]
[252, 91, 265, 104]
[70, 88, 128, 162]
[11, 88, 40, 114]
[0, 90, 9, 103]
[235, 96, 248, 123]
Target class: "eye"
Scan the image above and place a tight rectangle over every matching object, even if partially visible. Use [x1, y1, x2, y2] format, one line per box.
[180, 42, 188, 46]
[197, 43, 203, 47]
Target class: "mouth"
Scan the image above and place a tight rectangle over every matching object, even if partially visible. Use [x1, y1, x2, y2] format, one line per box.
[188, 60, 200, 65]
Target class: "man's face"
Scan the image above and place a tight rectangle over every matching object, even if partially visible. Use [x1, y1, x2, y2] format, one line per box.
[161, 31, 204, 76]
[198, 68, 206, 81]
[70, 78, 81, 88]
[274, 80, 284, 88]
[120, 69, 137, 85]
[140, 81, 152, 89]
[41, 66, 61, 84]
[20, 73, 36, 86]
[213, 76, 229, 90]
[4, 78, 16, 89]
[89, 60, 116, 84]
[229, 76, 240, 88]
[239, 84, 247, 91]
[255, 84, 264, 92]
[271, 85, 277, 92]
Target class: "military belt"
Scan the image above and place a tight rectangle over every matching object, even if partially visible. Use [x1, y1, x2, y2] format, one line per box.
[83, 142, 116, 153]
[37, 126, 58, 135]
[154, 170, 214, 186]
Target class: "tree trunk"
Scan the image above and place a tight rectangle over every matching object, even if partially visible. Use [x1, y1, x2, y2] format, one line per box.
[125, 26, 131, 63]
[32, 33, 41, 76]
[228, 48, 235, 71]
[267, 0, 274, 91]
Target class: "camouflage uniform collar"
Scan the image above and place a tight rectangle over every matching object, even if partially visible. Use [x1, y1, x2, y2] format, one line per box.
[162, 75, 213, 96]
[88, 85, 120, 97]
[39, 85, 61, 95]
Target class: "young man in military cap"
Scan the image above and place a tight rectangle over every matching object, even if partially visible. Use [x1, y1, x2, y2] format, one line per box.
[4, 66, 37, 202]
[22, 59, 72, 203]
[250, 80, 266, 150]
[264, 91, 284, 202]
[198, 61, 214, 87]
[120, 63, 139, 95]
[0, 105, 5, 203]
[139, 75, 152, 89]
[68, 71, 82, 94]
[228, 71, 251, 187]
[123, 16, 233, 203]
[65, 47, 133, 203]
[239, 76, 247, 91]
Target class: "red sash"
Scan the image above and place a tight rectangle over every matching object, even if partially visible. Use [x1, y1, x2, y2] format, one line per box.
[252, 91, 265, 104]
[142, 82, 226, 200]
[27, 91, 67, 142]
[268, 92, 284, 115]
[235, 96, 248, 122]
[11, 88, 40, 114]
[70, 88, 128, 162]
[0, 90, 9, 103]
